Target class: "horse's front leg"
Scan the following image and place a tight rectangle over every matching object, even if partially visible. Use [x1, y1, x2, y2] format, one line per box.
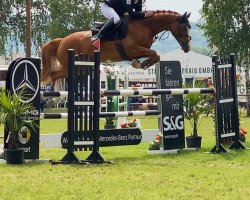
[130, 47, 160, 69]
[140, 55, 160, 69]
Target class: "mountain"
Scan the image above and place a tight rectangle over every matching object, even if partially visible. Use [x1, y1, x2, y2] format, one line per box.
[151, 21, 209, 54]
[5, 22, 208, 57]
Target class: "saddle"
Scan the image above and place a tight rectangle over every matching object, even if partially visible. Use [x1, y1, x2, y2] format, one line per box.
[91, 18, 128, 41]
[91, 18, 131, 60]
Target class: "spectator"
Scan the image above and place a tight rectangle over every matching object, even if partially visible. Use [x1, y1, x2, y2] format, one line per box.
[207, 79, 213, 88]
[40, 99, 46, 112]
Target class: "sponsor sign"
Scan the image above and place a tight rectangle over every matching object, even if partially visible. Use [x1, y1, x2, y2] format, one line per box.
[5, 58, 40, 159]
[61, 128, 142, 149]
[158, 61, 185, 150]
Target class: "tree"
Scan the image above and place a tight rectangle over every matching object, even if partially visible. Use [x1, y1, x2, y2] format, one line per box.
[46, 0, 101, 39]
[200, 0, 249, 61]
[200, 0, 250, 115]
[0, 0, 49, 56]
[191, 46, 211, 56]
[0, 0, 103, 57]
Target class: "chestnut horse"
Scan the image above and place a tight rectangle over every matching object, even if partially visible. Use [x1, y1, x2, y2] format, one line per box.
[41, 10, 191, 85]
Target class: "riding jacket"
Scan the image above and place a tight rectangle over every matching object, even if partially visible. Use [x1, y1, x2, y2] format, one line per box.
[104, 0, 145, 19]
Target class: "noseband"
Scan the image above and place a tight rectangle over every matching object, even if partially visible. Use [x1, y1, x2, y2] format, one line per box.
[176, 15, 192, 48]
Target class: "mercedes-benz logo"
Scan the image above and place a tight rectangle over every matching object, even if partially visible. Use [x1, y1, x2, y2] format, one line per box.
[11, 60, 39, 103]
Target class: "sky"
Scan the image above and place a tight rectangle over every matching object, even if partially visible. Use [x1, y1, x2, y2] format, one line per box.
[145, 0, 203, 22]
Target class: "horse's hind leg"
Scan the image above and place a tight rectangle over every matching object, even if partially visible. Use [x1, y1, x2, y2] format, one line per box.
[50, 57, 68, 83]
[50, 69, 68, 83]
[41, 77, 53, 86]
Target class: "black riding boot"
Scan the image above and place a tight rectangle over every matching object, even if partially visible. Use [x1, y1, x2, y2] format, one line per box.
[92, 18, 115, 42]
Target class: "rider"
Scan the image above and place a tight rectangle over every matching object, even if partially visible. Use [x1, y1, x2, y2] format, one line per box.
[92, 0, 154, 43]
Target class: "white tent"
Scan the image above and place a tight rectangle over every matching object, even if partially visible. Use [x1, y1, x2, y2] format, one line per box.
[107, 49, 213, 81]
[160, 49, 213, 78]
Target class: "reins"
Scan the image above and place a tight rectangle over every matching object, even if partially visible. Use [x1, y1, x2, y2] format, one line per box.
[155, 30, 170, 41]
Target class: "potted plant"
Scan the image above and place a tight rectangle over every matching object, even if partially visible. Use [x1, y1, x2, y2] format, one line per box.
[0, 89, 38, 164]
[104, 114, 116, 129]
[183, 81, 214, 148]
[148, 133, 162, 150]
[120, 118, 138, 128]
[239, 127, 247, 142]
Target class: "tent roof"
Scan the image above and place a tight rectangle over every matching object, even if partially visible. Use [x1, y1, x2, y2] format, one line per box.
[160, 49, 212, 68]
[160, 49, 212, 78]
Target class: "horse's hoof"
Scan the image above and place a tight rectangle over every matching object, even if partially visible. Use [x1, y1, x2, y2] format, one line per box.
[141, 63, 151, 70]
[142, 65, 150, 70]
[131, 59, 141, 69]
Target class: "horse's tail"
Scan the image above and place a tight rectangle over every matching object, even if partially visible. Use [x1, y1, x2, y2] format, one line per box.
[40, 38, 63, 82]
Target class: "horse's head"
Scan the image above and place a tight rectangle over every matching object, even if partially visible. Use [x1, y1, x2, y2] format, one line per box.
[144, 11, 192, 53]
[171, 12, 191, 53]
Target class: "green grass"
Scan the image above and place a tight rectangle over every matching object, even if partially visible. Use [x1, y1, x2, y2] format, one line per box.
[1, 142, 250, 199]
[39, 116, 159, 134]
[0, 111, 250, 199]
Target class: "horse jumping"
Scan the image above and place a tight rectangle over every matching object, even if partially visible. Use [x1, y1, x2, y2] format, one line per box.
[41, 10, 191, 85]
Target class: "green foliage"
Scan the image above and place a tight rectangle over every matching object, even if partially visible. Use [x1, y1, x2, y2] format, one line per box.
[0, 0, 104, 56]
[0, 89, 38, 150]
[1, 140, 250, 199]
[191, 45, 211, 55]
[0, 0, 49, 55]
[183, 81, 214, 137]
[46, 0, 97, 38]
[200, 0, 250, 63]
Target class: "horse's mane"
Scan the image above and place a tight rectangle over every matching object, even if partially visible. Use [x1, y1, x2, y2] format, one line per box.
[143, 10, 191, 29]
[151, 10, 180, 16]
[141, 10, 181, 27]
[127, 10, 180, 24]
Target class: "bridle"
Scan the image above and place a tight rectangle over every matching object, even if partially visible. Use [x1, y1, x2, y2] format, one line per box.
[155, 15, 192, 49]
[176, 15, 192, 49]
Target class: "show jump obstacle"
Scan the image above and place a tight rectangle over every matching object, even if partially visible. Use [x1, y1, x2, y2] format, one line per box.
[211, 55, 246, 153]
[4, 50, 246, 163]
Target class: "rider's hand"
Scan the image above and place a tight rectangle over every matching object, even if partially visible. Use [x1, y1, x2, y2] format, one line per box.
[145, 11, 154, 17]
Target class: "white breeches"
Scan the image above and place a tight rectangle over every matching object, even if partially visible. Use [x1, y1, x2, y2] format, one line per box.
[101, 3, 121, 24]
